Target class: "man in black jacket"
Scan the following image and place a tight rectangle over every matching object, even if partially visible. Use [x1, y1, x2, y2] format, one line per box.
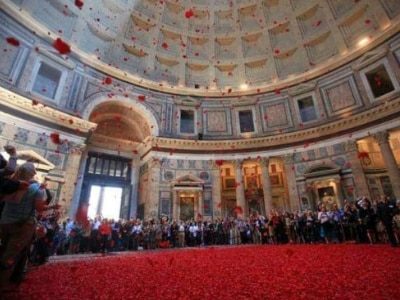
[377, 196, 399, 247]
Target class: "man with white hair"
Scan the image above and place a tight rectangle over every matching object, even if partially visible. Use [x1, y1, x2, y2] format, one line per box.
[0, 162, 53, 292]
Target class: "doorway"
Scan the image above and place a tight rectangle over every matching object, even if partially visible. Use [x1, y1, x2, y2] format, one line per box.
[88, 185, 123, 220]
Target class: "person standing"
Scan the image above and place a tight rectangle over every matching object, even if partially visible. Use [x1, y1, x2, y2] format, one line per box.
[178, 221, 185, 247]
[99, 219, 111, 253]
[318, 206, 331, 244]
[377, 196, 398, 247]
[0, 163, 48, 292]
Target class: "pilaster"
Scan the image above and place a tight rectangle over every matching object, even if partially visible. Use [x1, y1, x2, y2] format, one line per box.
[209, 160, 222, 220]
[259, 157, 273, 216]
[282, 154, 300, 211]
[345, 140, 371, 199]
[373, 131, 400, 200]
[233, 159, 247, 217]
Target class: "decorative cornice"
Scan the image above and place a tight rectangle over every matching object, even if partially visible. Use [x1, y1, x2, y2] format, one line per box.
[141, 97, 400, 154]
[0, 87, 97, 134]
[89, 134, 140, 151]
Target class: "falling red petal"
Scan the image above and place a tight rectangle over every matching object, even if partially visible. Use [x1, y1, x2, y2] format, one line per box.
[104, 77, 112, 85]
[6, 37, 20, 47]
[53, 38, 71, 54]
[233, 206, 243, 214]
[50, 133, 61, 145]
[215, 160, 224, 166]
[75, 0, 84, 9]
[185, 9, 194, 19]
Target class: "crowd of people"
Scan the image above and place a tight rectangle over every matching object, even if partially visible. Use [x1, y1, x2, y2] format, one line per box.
[1, 145, 400, 294]
[33, 197, 400, 261]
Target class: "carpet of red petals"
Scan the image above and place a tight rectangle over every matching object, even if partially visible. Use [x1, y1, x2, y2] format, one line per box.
[11, 244, 400, 300]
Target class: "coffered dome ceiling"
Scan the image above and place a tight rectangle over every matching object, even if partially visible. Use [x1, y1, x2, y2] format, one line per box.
[6, 0, 400, 96]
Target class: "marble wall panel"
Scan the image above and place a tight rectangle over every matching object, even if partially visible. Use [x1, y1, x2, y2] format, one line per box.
[260, 99, 293, 131]
[320, 76, 363, 116]
[203, 109, 232, 136]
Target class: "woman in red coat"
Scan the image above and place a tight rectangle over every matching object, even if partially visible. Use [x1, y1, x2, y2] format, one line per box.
[99, 219, 111, 253]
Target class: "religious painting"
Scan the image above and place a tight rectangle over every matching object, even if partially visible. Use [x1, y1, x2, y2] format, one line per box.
[270, 174, 282, 186]
[224, 178, 236, 189]
[180, 197, 194, 221]
[317, 186, 335, 208]
[246, 175, 258, 189]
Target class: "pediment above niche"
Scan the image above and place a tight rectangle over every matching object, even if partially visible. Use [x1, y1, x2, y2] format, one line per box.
[287, 82, 317, 96]
[352, 47, 388, 70]
[173, 174, 204, 185]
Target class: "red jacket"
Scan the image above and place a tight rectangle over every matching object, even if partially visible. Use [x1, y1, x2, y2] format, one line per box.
[99, 223, 111, 236]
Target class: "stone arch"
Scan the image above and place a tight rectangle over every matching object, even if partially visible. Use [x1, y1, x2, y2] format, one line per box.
[81, 94, 160, 136]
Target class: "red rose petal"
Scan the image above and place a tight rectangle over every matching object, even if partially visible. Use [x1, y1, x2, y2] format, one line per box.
[103, 77, 112, 85]
[75, 0, 84, 9]
[215, 160, 224, 166]
[6, 37, 20, 47]
[50, 132, 61, 145]
[53, 38, 71, 54]
[185, 9, 194, 19]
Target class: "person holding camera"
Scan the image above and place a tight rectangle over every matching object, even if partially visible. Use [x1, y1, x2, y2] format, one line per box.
[0, 163, 61, 292]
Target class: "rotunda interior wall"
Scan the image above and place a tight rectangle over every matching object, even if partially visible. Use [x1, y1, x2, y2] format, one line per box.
[0, 6, 400, 147]
[1, 2, 400, 218]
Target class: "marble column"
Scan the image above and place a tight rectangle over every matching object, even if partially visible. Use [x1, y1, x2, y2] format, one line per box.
[234, 159, 247, 217]
[198, 190, 204, 217]
[129, 158, 140, 219]
[69, 148, 87, 219]
[333, 179, 344, 208]
[209, 161, 222, 220]
[172, 190, 180, 221]
[145, 158, 161, 220]
[373, 131, 400, 200]
[345, 140, 371, 199]
[283, 154, 300, 212]
[297, 180, 310, 210]
[260, 157, 273, 216]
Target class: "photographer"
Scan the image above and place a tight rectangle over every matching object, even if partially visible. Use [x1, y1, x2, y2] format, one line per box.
[0, 163, 60, 292]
